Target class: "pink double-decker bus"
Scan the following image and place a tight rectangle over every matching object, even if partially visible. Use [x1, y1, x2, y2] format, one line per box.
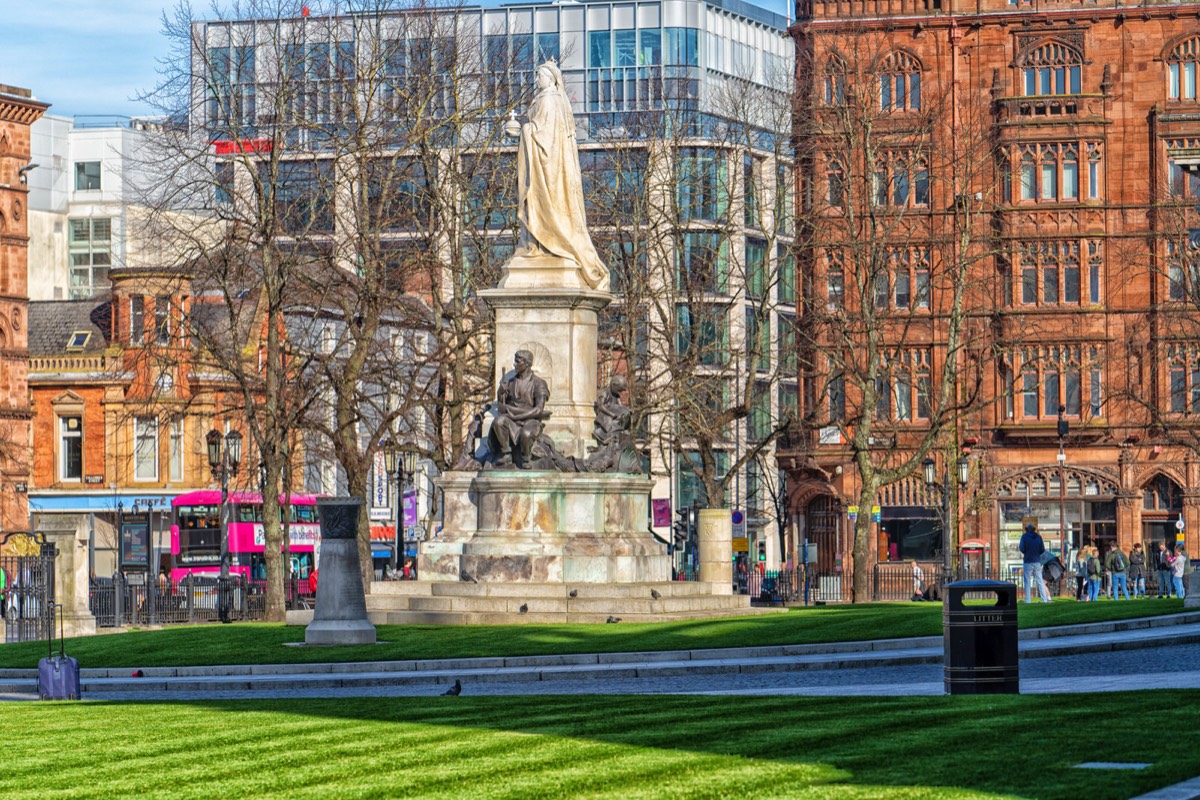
[169, 491, 322, 582]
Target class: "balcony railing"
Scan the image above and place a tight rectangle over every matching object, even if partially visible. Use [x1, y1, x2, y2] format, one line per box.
[995, 94, 1106, 123]
[29, 354, 113, 374]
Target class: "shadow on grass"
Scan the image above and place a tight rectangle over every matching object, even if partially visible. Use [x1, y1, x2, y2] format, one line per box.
[7, 692, 1195, 799]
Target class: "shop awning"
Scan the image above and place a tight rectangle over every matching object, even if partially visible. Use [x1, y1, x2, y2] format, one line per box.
[30, 493, 179, 513]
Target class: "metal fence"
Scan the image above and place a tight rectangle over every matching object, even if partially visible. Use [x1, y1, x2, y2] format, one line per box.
[89, 575, 315, 628]
[2, 547, 57, 643]
[742, 569, 846, 604]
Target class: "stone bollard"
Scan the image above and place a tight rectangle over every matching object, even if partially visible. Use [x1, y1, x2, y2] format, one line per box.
[697, 509, 733, 596]
[1186, 571, 1200, 608]
[305, 497, 376, 645]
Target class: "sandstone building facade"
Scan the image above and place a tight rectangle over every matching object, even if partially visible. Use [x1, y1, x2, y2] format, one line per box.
[784, 0, 1200, 591]
[0, 85, 47, 538]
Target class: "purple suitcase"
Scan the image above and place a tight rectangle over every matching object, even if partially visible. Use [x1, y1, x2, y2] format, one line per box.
[37, 605, 80, 700]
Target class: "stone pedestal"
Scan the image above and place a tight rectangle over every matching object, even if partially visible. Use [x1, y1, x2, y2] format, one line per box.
[306, 498, 376, 645]
[421, 471, 668, 583]
[40, 516, 96, 638]
[1186, 571, 1200, 608]
[480, 284, 609, 461]
[698, 509, 733, 595]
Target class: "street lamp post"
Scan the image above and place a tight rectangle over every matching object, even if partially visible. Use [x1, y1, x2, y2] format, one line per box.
[1057, 405, 1070, 566]
[384, 443, 418, 578]
[206, 429, 243, 621]
[924, 453, 971, 584]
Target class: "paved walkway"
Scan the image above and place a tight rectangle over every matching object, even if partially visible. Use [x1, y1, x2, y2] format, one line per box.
[3, 610, 1199, 701]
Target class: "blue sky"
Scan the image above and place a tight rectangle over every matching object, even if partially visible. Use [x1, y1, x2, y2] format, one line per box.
[1, 1, 171, 118]
[4, 0, 790, 119]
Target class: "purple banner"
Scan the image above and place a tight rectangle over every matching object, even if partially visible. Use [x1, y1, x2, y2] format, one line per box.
[651, 499, 672, 528]
[403, 490, 418, 527]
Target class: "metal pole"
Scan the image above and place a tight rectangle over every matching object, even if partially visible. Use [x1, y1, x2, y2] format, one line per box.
[219, 459, 230, 582]
[393, 466, 402, 575]
[943, 473, 952, 585]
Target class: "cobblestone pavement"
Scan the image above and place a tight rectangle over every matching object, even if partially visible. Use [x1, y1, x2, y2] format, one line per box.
[53, 639, 1200, 702]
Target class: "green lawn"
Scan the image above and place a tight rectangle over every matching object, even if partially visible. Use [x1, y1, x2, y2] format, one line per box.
[2, 692, 1195, 799]
[0, 598, 1186, 670]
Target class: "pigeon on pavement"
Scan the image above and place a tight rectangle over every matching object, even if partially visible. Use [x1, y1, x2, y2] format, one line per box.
[441, 680, 462, 696]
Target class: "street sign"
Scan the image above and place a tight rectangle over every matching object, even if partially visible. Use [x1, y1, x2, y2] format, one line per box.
[847, 505, 859, 521]
[732, 537, 749, 553]
[1177, 517, 1186, 532]
[871, 505, 881, 523]
[732, 509, 746, 538]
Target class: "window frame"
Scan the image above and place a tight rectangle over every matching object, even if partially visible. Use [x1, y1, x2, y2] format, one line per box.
[134, 416, 159, 482]
[59, 415, 83, 483]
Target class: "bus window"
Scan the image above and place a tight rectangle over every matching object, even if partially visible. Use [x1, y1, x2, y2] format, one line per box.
[294, 505, 317, 523]
[178, 505, 219, 529]
[236, 505, 263, 523]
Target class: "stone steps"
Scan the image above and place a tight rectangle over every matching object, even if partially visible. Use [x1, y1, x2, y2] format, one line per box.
[367, 607, 779, 626]
[369, 581, 725, 599]
[359, 580, 781, 626]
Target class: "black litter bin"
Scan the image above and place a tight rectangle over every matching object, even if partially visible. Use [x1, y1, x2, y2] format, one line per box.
[943, 579, 1019, 695]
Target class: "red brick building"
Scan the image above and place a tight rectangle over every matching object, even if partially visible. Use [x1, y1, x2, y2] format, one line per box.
[0, 85, 47, 537]
[784, 0, 1200, 590]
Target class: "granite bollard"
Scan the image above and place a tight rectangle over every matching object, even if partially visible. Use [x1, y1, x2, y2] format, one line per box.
[305, 497, 376, 645]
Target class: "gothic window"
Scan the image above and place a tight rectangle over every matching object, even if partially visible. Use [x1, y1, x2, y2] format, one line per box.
[1013, 344, 1102, 420]
[1168, 37, 1200, 101]
[827, 158, 845, 208]
[872, 151, 929, 208]
[881, 247, 930, 310]
[878, 52, 921, 111]
[1166, 343, 1200, 414]
[1143, 475, 1184, 511]
[1017, 240, 1097, 306]
[825, 249, 844, 309]
[824, 56, 846, 105]
[1021, 41, 1082, 96]
[1166, 139, 1200, 199]
[1008, 142, 1096, 203]
[875, 350, 931, 421]
[1166, 237, 1200, 303]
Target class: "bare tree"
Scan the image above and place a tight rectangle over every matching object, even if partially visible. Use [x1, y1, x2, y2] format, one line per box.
[792, 29, 1003, 601]
[589, 58, 799, 522]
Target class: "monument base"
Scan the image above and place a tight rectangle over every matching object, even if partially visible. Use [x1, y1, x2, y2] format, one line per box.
[304, 619, 377, 645]
[420, 471, 669, 584]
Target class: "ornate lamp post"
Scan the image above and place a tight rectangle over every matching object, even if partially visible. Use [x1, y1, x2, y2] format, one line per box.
[924, 453, 971, 583]
[384, 443, 418, 577]
[205, 429, 243, 587]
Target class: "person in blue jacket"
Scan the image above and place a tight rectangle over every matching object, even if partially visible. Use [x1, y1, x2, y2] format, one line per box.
[1019, 523, 1052, 603]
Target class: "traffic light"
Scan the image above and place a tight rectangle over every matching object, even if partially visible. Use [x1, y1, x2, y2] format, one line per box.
[673, 507, 690, 549]
[756, 539, 767, 562]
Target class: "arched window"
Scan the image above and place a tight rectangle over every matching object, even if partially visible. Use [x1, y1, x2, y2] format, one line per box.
[1021, 42, 1082, 96]
[1168, 37, 1200, 101]
[824, 56, 846, 105]
[879, 52, 921, 111]
[1143, 474, 1183, 512]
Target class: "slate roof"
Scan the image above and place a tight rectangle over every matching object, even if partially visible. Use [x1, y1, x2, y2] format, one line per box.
[27, 299, 113, 356]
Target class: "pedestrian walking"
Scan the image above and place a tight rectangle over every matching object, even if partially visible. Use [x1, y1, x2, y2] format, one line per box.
[911, 560, 924, 597]
[1171, 546, 1188, 600]
[1156, 542, 1174, 598]
[1129, 543, 1147, 598]
[1074, 550, 1090, 601]
[1106, 544, 1131, 600]
[1087, 547, 1103, 602]
[1019, 523, 1052, 603]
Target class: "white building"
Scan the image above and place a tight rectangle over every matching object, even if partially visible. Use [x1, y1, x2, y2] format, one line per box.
[27, 115, 164, 301]
[192, 0, 797, 571]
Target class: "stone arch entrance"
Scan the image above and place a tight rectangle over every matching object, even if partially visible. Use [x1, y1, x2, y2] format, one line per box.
[993, 465, 1119, 577]
[1140, 471, 1184, 554]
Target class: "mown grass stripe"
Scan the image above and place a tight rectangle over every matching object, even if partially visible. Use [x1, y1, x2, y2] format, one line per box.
[0, 601, 1186, 670]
